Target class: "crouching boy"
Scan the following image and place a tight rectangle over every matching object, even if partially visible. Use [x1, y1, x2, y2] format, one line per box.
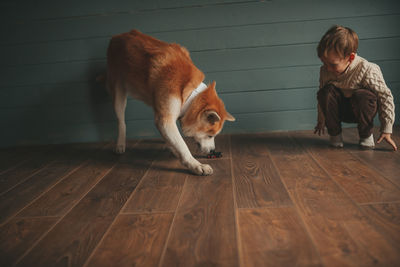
[314, 25, 397, 151]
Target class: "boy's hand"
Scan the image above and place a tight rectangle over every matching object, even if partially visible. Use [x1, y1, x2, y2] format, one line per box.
[314, 122, 325, 136]
[377, 133, 397, 151]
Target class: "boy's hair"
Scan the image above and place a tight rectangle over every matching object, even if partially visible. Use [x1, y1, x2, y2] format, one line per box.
[317, 25, 358, 59]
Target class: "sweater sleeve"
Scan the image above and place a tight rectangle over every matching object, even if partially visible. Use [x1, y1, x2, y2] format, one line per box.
[363, 64, 395, 133]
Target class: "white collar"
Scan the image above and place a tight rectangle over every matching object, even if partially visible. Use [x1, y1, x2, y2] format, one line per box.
[179, 82, 207, 118]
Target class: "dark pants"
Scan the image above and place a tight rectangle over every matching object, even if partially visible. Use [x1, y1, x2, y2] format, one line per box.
[317, 84, 378, 138]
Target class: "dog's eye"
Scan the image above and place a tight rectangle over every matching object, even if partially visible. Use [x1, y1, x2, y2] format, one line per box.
[208, 135, 213, 138]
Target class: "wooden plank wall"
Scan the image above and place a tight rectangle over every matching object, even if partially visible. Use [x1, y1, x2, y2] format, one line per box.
[0, 0, 399, 147]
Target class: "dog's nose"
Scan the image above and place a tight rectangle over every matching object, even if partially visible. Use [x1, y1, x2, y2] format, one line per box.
[201, 146, 213, 154]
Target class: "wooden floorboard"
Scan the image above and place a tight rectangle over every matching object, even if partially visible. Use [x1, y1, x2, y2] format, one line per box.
[0, 147, 91, 225]
[85, 213, 174, 267]
[238, 207, 321, 267]
[160, 159, 239, 267]
[15, 140, 158, 267]
[265, 131, 400, 266]
[292, 130, 400, 204]
[0, 146, 60, 195]
[0, 127, 399, 267]
[359, 202, 400, 248]
[16, 145, 117, 217]
[122, 154, 187, 213]
[0, 217, 58, 267]
[342, 128, 400, 188]
[231, 134, 292, 208]
[0, 145, 52, 175]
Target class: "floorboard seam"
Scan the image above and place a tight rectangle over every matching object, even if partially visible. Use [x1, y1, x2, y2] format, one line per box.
[119, 210, 176, 215]
[267, 133, 326, 266]
[293, 134, 400, 257]
[0, 158, 57, 197]
[157, 171, 189, 267]
[347, 149, 400, 191]
[80, 140, 158, 267]
[0, 158, 30, 176]
[237, 204, 294, 211]
[0, 146, 54, 177]
[13, 158, 118, 266]
[304, 138, 399, 208]
[291, 133, 365, 208]
[229, 135, 244, 267]
[0, 157, 90, 228]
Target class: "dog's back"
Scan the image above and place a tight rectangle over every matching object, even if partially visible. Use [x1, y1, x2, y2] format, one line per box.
[106, 30, 235, 175]
[106, 30, 204, 107]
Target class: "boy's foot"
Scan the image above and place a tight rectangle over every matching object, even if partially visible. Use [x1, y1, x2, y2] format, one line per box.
[359, 134, 374, 149]
[329, 133, 343, 148]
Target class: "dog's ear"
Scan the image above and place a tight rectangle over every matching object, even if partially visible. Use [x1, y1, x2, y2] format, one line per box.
[204, 110, 221, 125]
[225, 112, 235, 122]
[210, 81, 216, 90]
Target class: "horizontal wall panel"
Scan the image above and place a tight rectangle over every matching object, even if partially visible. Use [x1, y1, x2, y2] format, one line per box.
[1, 38, 108, 67]
[0, 60, 105, 88]
[0, 65, 320, 107]
[1, 0, 398, 45]
[391, 82, 400, 101]
[0, 0, 254, 21]
[192, 38, 400, 73]
[208, 62, 400, 93]
[0, 82, 109, 108]
[221, 88, 318, 114]
[3, 14, 400, 67]
[208, 65, 319, 93]
[375, 61, 400, 83]
[1, 39, 399, 89]
[156, 14, 400, 51]
[1, 65, 397, 110]
[0, 99, 153, 126]
[225, 109, 317, 134]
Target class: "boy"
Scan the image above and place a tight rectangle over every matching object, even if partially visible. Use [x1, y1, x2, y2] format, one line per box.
[314, 25, 397, 151]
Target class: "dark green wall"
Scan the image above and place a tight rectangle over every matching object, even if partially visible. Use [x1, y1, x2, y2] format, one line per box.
[1, 0, 399, 146]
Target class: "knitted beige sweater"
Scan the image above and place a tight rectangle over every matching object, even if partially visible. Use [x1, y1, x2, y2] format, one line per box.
[318, 54, 395, 133]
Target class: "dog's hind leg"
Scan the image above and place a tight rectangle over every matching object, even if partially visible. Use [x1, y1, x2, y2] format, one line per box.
[112, 84, 128, 154]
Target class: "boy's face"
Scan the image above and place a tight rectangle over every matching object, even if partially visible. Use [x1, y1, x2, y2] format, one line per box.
[320, 50, 354, 76]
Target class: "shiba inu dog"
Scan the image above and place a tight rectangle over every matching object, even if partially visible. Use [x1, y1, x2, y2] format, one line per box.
[106, 30, 235, 175]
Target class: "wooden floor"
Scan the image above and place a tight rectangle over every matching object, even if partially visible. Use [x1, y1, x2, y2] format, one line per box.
[1, 127, 399, 267]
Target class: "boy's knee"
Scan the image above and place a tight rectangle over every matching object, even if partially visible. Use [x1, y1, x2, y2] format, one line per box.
[352, 89, 377, 108]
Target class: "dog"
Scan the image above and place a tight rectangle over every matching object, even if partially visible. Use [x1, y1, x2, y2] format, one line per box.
[105, 30, 235, 175]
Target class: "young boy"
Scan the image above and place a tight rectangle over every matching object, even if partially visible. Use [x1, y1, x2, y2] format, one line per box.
[314, 25, 397, 151]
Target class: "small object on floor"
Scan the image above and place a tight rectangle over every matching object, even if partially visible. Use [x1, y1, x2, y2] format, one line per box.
[207, 150, 222, 158]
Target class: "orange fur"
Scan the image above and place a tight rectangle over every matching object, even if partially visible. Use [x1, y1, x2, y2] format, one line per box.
[106, 30, 235, 175]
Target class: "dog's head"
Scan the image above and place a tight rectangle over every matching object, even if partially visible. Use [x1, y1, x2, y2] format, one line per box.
[180, 81, 235, 154]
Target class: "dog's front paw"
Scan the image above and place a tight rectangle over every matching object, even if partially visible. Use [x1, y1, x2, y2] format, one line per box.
[114, 144, 126, 154]
[192, 163, 213, 176]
